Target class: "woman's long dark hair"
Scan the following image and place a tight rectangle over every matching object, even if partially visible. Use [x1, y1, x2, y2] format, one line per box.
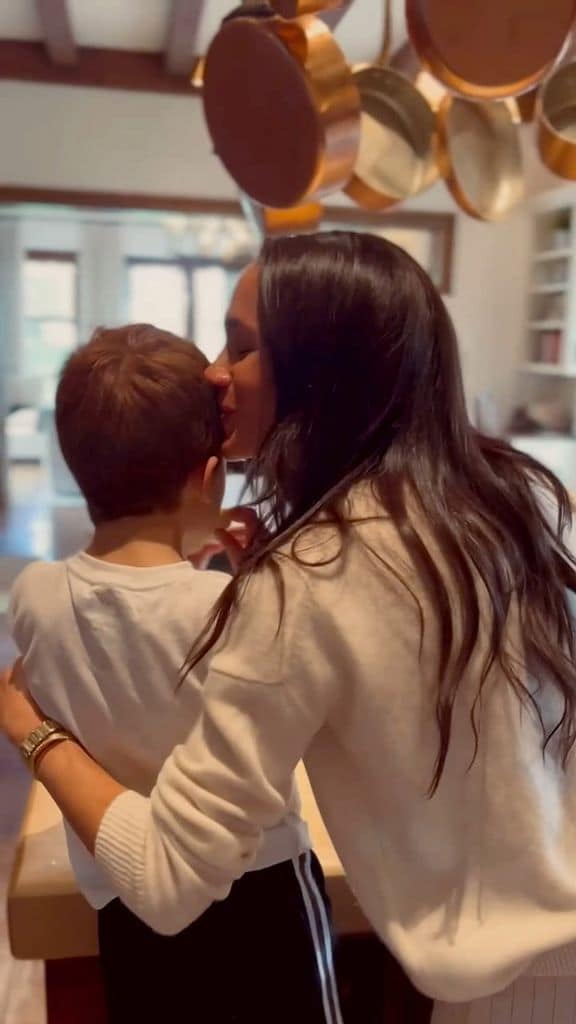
[186, 230, 576, 793]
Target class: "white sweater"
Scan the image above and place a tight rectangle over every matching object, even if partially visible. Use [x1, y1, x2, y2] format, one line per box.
[87, 488, 576, 1001]
[10, 553, 309, 908]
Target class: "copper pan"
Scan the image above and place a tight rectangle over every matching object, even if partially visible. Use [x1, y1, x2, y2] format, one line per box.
[202, 8, 360, 209]
[240, 194, 324, 236]
[406, 0, 576, 101]
[268, 0, 346, 15]
[390, 41, 446, 111]
[344, 0, 438, 211]
[438, 96, 524, 220]
[513, 89, 539, 122]
[538, 55, 576, 178]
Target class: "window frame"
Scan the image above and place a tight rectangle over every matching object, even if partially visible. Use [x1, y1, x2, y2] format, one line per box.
[126, 255, 245, 342]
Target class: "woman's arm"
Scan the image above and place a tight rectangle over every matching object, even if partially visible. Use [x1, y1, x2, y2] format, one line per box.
[0, 660, 124, 852]
[0, 563, 332, 935]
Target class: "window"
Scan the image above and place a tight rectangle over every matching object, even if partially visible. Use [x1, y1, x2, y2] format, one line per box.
[128, 263, 188, 338]
[22, 253, 78, 378]
[128, 260, 237, 360]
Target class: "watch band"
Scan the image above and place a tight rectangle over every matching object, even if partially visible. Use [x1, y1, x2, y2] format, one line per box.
[20, 719, 71, 769]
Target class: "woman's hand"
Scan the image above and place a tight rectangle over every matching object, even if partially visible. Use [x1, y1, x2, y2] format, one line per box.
[0, 658, 43, 746]
[215, 507, 266, 572]
[187, 538, 226, 570]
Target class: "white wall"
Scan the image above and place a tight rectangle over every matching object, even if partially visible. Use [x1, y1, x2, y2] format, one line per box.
[0, 81, 233, 198]
[447, 210, 531, 428]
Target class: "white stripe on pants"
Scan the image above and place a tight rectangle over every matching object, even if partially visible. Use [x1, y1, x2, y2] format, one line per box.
[292, 851, 344, 1024]
[432, 977, 576, 1024]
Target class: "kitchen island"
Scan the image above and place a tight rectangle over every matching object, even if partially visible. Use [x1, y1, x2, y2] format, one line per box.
[8, 766, 430, 1023]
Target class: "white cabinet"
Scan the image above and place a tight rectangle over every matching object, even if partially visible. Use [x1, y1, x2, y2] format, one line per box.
[510, 433, 576, 490]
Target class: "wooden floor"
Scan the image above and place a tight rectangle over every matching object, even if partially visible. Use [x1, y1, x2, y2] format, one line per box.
[0, 464, 90, 1024]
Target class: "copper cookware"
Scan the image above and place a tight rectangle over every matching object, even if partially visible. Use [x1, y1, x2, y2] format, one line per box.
[538, 58, 576, 179]
[513, 89, 539, 123]
[344, 0, 438, 211]
[438, 96, 524, 220]
[268, 0, 344, 15]
[241, 194, 324, 235]
[202, 9, 360, 208]
[390, 41, 445, 111]
[406, 0, 576, 100]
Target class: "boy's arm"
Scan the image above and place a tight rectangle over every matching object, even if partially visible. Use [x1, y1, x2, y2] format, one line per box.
[8, 572, 32, 657]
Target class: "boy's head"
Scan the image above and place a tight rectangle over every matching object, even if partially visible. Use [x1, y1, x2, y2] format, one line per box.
[56, 324, 224, 525]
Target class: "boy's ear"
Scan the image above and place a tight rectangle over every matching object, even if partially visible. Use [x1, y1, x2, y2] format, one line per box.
[201, 456, 224, 503]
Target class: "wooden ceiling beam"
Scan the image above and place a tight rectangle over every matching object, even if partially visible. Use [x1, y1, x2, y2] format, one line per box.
[35, 0, 78, 66]
[165, 0, 205, 76]
[0, 41, 202, 95]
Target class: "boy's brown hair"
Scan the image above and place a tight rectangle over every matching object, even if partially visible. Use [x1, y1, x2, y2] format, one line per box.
[56, 324, 223, 523]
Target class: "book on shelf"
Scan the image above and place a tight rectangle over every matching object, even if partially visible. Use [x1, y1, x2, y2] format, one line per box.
[535, 330, 562, 364]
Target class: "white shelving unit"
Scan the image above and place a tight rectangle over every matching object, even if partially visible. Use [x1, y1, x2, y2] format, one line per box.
[523, 202, 576, 377]
[521, 362, 576, 377]
[513, 194, 576, 487]
[533, 248, 572, 261]
[531, 284, 569, 294]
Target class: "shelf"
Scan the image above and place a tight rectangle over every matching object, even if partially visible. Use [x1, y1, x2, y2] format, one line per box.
[531, 284, 568, 293]
[533, 249, 572, 261]
[521, 363, 576, 377]
[528, 320, 565, 329]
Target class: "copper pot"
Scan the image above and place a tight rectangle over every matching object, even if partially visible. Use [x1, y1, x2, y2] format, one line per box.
[202, 10, 360, 208]
[538, 59, 576, 178]
[344, 0, 438, 211]
[268, 0, 345, 15]
[241, 194, 324, 235]
[438, 96, 524, 220]
[406, 0, 576, 100]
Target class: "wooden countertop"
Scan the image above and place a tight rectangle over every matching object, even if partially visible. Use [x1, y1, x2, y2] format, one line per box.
[8, 765, 369, 961]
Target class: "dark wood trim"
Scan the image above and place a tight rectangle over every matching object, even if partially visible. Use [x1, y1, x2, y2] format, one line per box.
[35, 0, 77, 66]
[165, 0, 205, 76]
[26, 249, 77, 262]
[0, 40, 201, 94]
[0, 186, 242, 217]
[0, 185, 455, 293]
[127, 255, 246, 271]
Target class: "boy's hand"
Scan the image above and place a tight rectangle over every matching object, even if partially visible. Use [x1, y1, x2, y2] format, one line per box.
[215, 507, 264, 573]
[0, 658, 44, 746]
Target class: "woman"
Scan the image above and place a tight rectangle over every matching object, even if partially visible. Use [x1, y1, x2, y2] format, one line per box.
[3, 231, 576, 1022]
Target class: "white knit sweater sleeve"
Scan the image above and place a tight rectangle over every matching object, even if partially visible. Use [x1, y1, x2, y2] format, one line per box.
[95, 560, 332, 935]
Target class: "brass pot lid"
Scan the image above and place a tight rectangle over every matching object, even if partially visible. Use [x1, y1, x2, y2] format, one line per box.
[202, 13, 360, 208]
[538, 61, 576, 179]
[407, 0, 576, 100]
[438, 96, 524, 220]
[345, 65, 438, 211]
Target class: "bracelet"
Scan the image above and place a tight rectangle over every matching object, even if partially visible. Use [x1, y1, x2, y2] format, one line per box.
[31, 732, 73, 776]
[19, 718, 74, 773]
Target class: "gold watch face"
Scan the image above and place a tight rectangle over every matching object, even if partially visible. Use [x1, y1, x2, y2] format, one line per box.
[21, 720, 59, 759]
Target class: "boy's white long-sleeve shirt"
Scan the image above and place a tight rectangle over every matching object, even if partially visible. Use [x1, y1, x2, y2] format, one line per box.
[9, 554, 309, 908]
[85, 487, 576, 1002]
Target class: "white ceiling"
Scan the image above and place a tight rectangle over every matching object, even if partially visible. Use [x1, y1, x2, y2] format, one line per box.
[0, 0, 407, 64]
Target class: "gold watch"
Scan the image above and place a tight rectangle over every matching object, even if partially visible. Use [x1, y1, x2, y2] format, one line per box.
[20, 719, 72, 772]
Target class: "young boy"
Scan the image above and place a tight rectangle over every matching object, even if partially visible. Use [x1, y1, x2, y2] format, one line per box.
[9, 326, 326, 1023]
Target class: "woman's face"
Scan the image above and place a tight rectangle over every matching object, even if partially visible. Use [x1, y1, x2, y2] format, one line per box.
[206, 263, 275, 461]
